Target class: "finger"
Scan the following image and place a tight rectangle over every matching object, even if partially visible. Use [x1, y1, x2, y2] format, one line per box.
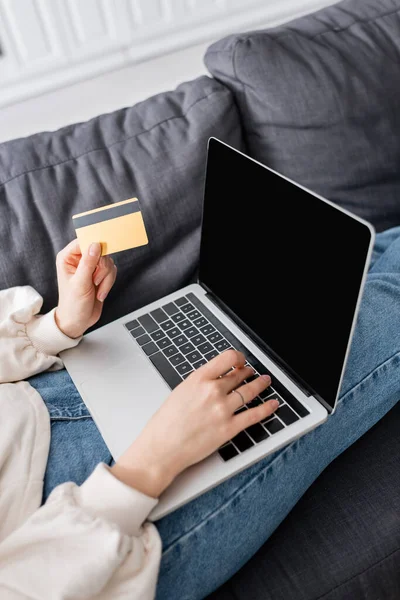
[75, 242, 102, 284]
[96, 265, 117, 302]
[93, 256, 115, 287]
[227, 373, 272, 411]
[219, 365, 255, 393]
[197, 349, 245, 380]
[56, 238, 82, 265]
[232, 398, 280, 435]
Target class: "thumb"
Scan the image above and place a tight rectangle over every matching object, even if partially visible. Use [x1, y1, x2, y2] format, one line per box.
[75, 242, 102, 285]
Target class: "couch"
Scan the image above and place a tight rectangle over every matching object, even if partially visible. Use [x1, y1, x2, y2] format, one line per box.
[0, 0, 399, 597]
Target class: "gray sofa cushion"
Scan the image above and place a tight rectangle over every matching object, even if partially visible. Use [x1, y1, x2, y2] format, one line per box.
[205, 0, 400, 232]
[0, 76, 243, 324]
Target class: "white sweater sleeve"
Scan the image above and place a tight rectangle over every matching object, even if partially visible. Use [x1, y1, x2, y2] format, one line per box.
[0, 464, 162, 599]
[0, 286, 163, 599]
[0, 286, 81, 382]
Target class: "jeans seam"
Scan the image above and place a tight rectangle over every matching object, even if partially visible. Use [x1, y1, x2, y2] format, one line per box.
[50, 415, 92, 421]
[162, 349, 400, 556]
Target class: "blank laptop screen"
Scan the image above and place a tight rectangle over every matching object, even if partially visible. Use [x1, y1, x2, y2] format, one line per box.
[199, 138, 373, 411]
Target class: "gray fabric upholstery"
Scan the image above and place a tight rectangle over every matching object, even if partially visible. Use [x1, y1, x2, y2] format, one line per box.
[207, 402, 400, 600]
[0, 76, 243, 324]
[205, 0, 400, 232]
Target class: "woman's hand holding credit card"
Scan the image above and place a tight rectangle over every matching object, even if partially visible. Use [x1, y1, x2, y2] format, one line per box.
[72, 197, 148, 256]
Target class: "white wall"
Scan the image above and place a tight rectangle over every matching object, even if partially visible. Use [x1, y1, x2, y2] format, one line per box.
[0, 0, 338, 142]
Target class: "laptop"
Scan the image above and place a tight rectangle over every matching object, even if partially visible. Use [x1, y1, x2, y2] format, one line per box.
[61, 137, 375, 521]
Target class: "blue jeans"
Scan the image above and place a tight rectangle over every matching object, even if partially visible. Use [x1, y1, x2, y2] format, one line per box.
[28, 226, 400, 600]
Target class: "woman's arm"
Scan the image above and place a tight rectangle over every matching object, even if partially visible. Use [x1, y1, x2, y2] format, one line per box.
[0, 241, 116, 383]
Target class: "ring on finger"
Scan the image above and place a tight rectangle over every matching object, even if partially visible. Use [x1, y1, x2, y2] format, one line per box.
[232, 388, 245, 409]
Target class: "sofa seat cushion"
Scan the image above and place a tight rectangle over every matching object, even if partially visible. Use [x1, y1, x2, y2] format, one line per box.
[0, 76, 243, 324]
[207, 401, 400, 600]
[205, 0, 400, 232]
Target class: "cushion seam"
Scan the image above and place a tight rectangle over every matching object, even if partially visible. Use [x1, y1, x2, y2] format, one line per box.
[205, 6, 400, 48]
[0, 87, 225, 189]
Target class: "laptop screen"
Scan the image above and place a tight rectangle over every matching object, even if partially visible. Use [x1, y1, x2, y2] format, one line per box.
[199, 138, 374, 412]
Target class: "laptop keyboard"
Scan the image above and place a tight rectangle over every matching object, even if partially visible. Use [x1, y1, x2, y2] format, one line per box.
[124, 292, 309, 462]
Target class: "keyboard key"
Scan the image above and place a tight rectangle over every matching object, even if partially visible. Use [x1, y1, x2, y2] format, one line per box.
[200, 324, 216, 336]
[181, 303, 195, 314]
[163, 345, 179, 358]
[180, 342, 195, 355]
[184, 326, 198, 338]
[280, 392, 310, 418]
[176, 361, 192, 375]
[215, 339, 230, 352]
[151, 330, 165, 341]
[204, 349, 219, 361]
[150, 308, 168, 324]
[136, 334, 151, 346]
[259, 386, 276, 400]
[187, 351, 202, 363]
[138, 314, 158, 334]
[193, 317, 208, 328]
[179, 319, 192, 330]
[232, 431, 254, 452]
[149, 351, 182, 389]
[157, 337, 172, 350]
[187, 310, 201, 320]
[207, 331, 223, 344]
[198, 341, 214, 355]
[264, 418, 284, 435]
[246, 423, 269, 443]
[142, 341, 158, 356]
[167, 327, 181, 338]
[125, 319, 139, 330]
[276, 404, 299, 425]
[218, 443, 239, 461]
[169, 353, 185, 366]
[161, 320, 175, 331]
[172, 313, 186, 323]
[175, 297, 188, 307]
[262, 393, 283, 406]
[235, 406, 248, 414]
[174, 335, 188, 347]
[192, 334, 207, 346]
[130, 326, 145, 338]
[163, 302, 179, 316]
[193, 358, 207, 369]
[247, 397, 263, 408]
[245, 373, 258, 384]
[182, 371, 193, 379]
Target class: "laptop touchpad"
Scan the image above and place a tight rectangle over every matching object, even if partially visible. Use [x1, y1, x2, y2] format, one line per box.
[80, 356, 170, 459]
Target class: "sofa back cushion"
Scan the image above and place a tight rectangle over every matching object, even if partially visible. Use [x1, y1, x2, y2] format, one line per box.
[0, 76, 243, 324]
[205, 0, 400, 232]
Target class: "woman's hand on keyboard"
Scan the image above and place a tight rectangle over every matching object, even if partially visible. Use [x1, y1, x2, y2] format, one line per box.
[112, 349, 279, 498]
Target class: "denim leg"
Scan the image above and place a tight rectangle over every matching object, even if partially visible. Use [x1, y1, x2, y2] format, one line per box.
[154, 226, 400, 600]
[27, 369, 112, 502]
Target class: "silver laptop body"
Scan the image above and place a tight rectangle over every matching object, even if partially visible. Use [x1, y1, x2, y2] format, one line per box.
[61, 138, 374, 521]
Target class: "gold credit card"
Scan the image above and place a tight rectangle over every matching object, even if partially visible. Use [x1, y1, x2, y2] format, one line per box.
[72, 198, 148, 256]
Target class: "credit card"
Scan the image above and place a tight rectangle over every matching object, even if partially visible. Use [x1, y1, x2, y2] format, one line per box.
[72, 197, 148, 256]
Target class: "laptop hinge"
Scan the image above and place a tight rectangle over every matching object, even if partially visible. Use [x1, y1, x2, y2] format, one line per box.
[203, 290, 316, 401]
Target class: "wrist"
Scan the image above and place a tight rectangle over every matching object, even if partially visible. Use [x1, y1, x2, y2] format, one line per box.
[55, 307, 84, 339]
[112, 446, 176, 498]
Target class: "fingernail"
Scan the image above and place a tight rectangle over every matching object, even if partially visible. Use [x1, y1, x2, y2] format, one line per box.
[261, 375, 271, 382]
[271, 399, 280, 409]
[89, 242, 101, 256]
[94, 278, 101, 287]
[98, 292, 107, 302]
